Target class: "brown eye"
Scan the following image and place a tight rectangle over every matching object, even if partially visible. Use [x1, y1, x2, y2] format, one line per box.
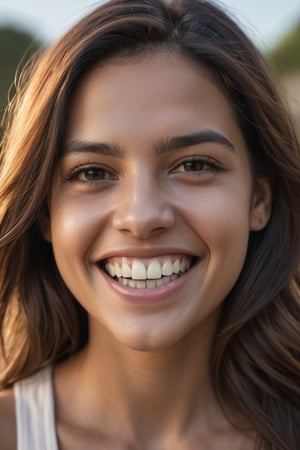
[172, 157, 222, 175]
[83, 168, 108, 180]
[66, 165, 118, 183]
[182, 160, 205, 172]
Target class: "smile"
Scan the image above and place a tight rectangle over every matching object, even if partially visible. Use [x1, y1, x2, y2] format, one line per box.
[98, 255, 198, 289]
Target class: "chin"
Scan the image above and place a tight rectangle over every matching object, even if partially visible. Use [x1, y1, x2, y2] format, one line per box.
[110, 323, 191, 353]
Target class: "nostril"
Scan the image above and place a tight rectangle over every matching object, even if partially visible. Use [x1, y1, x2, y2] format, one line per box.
[112, 193, 176, 238]
[113, 219, 175, 239]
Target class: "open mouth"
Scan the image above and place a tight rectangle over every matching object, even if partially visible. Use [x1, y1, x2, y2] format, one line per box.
[98, 255, 198, 289]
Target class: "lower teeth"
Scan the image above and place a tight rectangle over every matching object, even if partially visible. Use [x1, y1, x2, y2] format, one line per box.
[117, 273, 180, 288]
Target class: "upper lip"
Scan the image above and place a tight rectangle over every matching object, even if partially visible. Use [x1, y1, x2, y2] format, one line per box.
[94, 247, 200, 262]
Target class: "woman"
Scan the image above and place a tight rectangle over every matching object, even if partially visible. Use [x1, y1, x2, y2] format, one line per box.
[0, 0, 299, 449]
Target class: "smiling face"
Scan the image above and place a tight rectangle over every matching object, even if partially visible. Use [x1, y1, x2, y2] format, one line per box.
[45, 53, 270, 351]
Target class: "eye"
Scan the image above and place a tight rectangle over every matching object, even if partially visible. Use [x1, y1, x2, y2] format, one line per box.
[66, 165, 118, 183]
[172, 157, 222, 174]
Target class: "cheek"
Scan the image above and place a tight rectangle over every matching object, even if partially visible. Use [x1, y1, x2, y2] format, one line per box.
[49, 195, 110, 263]
[186, 192, 252, 310]
[179, 185, 252, 265]
[48, 196, 107, 303]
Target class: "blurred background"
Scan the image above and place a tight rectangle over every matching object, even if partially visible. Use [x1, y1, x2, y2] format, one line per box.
[0, 0, 299, 135]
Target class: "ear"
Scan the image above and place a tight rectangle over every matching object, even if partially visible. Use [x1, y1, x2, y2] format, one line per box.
[38, 204, 52, 242]
[250, 177, 272, 231]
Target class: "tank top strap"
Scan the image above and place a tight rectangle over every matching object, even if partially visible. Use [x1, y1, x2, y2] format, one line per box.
[14, 366, 58, 450]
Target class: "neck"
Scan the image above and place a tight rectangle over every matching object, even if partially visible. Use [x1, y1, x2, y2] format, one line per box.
[54, 321, 227, 446]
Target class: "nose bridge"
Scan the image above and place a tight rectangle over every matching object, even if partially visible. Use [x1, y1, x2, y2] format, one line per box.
[112, 168, 175, 238]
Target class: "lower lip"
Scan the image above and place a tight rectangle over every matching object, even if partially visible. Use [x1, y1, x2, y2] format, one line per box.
[99, 262, 199, 305]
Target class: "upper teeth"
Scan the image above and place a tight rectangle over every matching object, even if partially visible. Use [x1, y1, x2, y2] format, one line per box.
[105, 257, 191, 280]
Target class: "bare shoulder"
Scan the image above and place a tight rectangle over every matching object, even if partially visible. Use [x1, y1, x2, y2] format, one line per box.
[0, 388, 16, 450]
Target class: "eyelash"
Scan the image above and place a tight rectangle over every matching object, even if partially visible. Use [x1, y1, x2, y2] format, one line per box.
[65, 156, 222, 184]
[65, 163, 117, 184]
[171, 156, 223, 174]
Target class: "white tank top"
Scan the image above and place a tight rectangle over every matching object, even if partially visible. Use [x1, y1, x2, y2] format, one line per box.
[14, 366, 58, 450]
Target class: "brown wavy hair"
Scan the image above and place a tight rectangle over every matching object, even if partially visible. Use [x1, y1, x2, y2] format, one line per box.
[0, 1, 300, 448]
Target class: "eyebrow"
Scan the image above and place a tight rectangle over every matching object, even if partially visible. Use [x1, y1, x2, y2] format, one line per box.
[61, 141, 126, 158]
[154, 129, 235, 155]
[62, 129, 235, 158]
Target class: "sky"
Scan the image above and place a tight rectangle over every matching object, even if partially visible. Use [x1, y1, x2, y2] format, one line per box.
[0, 0, 299, 50]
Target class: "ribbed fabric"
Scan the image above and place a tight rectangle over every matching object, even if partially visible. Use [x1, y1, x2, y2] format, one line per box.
[14, 366, 58, 450]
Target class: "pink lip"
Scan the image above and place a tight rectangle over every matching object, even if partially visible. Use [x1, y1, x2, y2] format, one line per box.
[98, 261, 200, 305]
[95, 247, 198, 261]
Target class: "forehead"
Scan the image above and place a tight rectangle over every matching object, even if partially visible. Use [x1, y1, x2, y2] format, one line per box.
[64, 52, 245, 152]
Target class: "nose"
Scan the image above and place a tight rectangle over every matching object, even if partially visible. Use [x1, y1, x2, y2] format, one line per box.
[112, 176, 175, 239]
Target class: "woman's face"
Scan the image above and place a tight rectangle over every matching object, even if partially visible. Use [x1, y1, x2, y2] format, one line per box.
[46, 53, 270, 350]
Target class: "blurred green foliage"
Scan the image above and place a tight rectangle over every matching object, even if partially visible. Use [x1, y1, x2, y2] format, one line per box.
[0, 27, 41, 128]
[267, 19, 300, 74]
